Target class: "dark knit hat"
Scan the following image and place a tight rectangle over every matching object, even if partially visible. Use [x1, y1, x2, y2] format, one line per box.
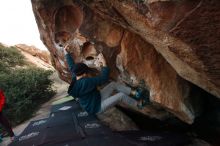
[71, 63, 90, 76]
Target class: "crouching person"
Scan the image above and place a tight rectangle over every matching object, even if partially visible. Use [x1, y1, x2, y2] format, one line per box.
[64, 44, 149, 115]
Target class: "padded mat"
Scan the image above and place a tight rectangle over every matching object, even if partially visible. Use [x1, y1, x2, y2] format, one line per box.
[10, 100, 190, 146]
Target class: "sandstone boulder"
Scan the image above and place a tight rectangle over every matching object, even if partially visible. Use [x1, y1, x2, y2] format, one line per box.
[31, 0, 220, 124]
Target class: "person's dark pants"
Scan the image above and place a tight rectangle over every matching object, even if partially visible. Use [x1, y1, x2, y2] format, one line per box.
[0, 112, 14, 137]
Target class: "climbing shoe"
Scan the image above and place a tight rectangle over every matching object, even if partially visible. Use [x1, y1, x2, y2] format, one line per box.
[134, 87, 150, 100]
[134, 87, 144, 100]
[134, 87, 150, 109]
[133, 80, 151, 109]
[137, 95, 150, 109]
[137, 101, 144, 110]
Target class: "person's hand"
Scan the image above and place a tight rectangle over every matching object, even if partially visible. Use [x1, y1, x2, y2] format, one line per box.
[97, 53, 107, 67]
[63, 44, 70, 55]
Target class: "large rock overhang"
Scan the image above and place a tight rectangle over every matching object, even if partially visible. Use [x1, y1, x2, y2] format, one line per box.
[31, 0, 220, 124]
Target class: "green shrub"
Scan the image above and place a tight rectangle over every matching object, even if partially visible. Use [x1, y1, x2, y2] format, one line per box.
[0, 68, 55, 125]
[0, 45, 25, 68]
[0, 45, 55, 126]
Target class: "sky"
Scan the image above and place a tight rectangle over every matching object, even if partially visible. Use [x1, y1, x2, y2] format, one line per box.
[0, 0, 47, 50]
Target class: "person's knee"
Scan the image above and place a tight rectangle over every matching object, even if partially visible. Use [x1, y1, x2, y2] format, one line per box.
[109, 81, 117, 87]
[110, 81, 123, 87]
[110, 81, 117, 84]
[116, 92, 125, 101]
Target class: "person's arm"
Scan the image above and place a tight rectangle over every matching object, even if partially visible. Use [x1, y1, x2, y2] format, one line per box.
[65, 52, 75, 72]
[64, 46, 76, 78]
[0, 90, 5, 112]
[88, 66, 109, 86]
[88, 53, 109, 86]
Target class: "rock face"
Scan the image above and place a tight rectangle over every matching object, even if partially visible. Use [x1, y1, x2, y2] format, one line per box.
[31, 0, 220, 124]
[16, 44, 51, 64]
[15, 44, 53, 70]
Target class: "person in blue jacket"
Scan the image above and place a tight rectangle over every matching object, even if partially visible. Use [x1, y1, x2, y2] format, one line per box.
[64, 44, 149, 115]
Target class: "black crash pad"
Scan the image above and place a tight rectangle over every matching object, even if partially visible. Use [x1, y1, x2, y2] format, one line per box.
[10, 99, 190, 146]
